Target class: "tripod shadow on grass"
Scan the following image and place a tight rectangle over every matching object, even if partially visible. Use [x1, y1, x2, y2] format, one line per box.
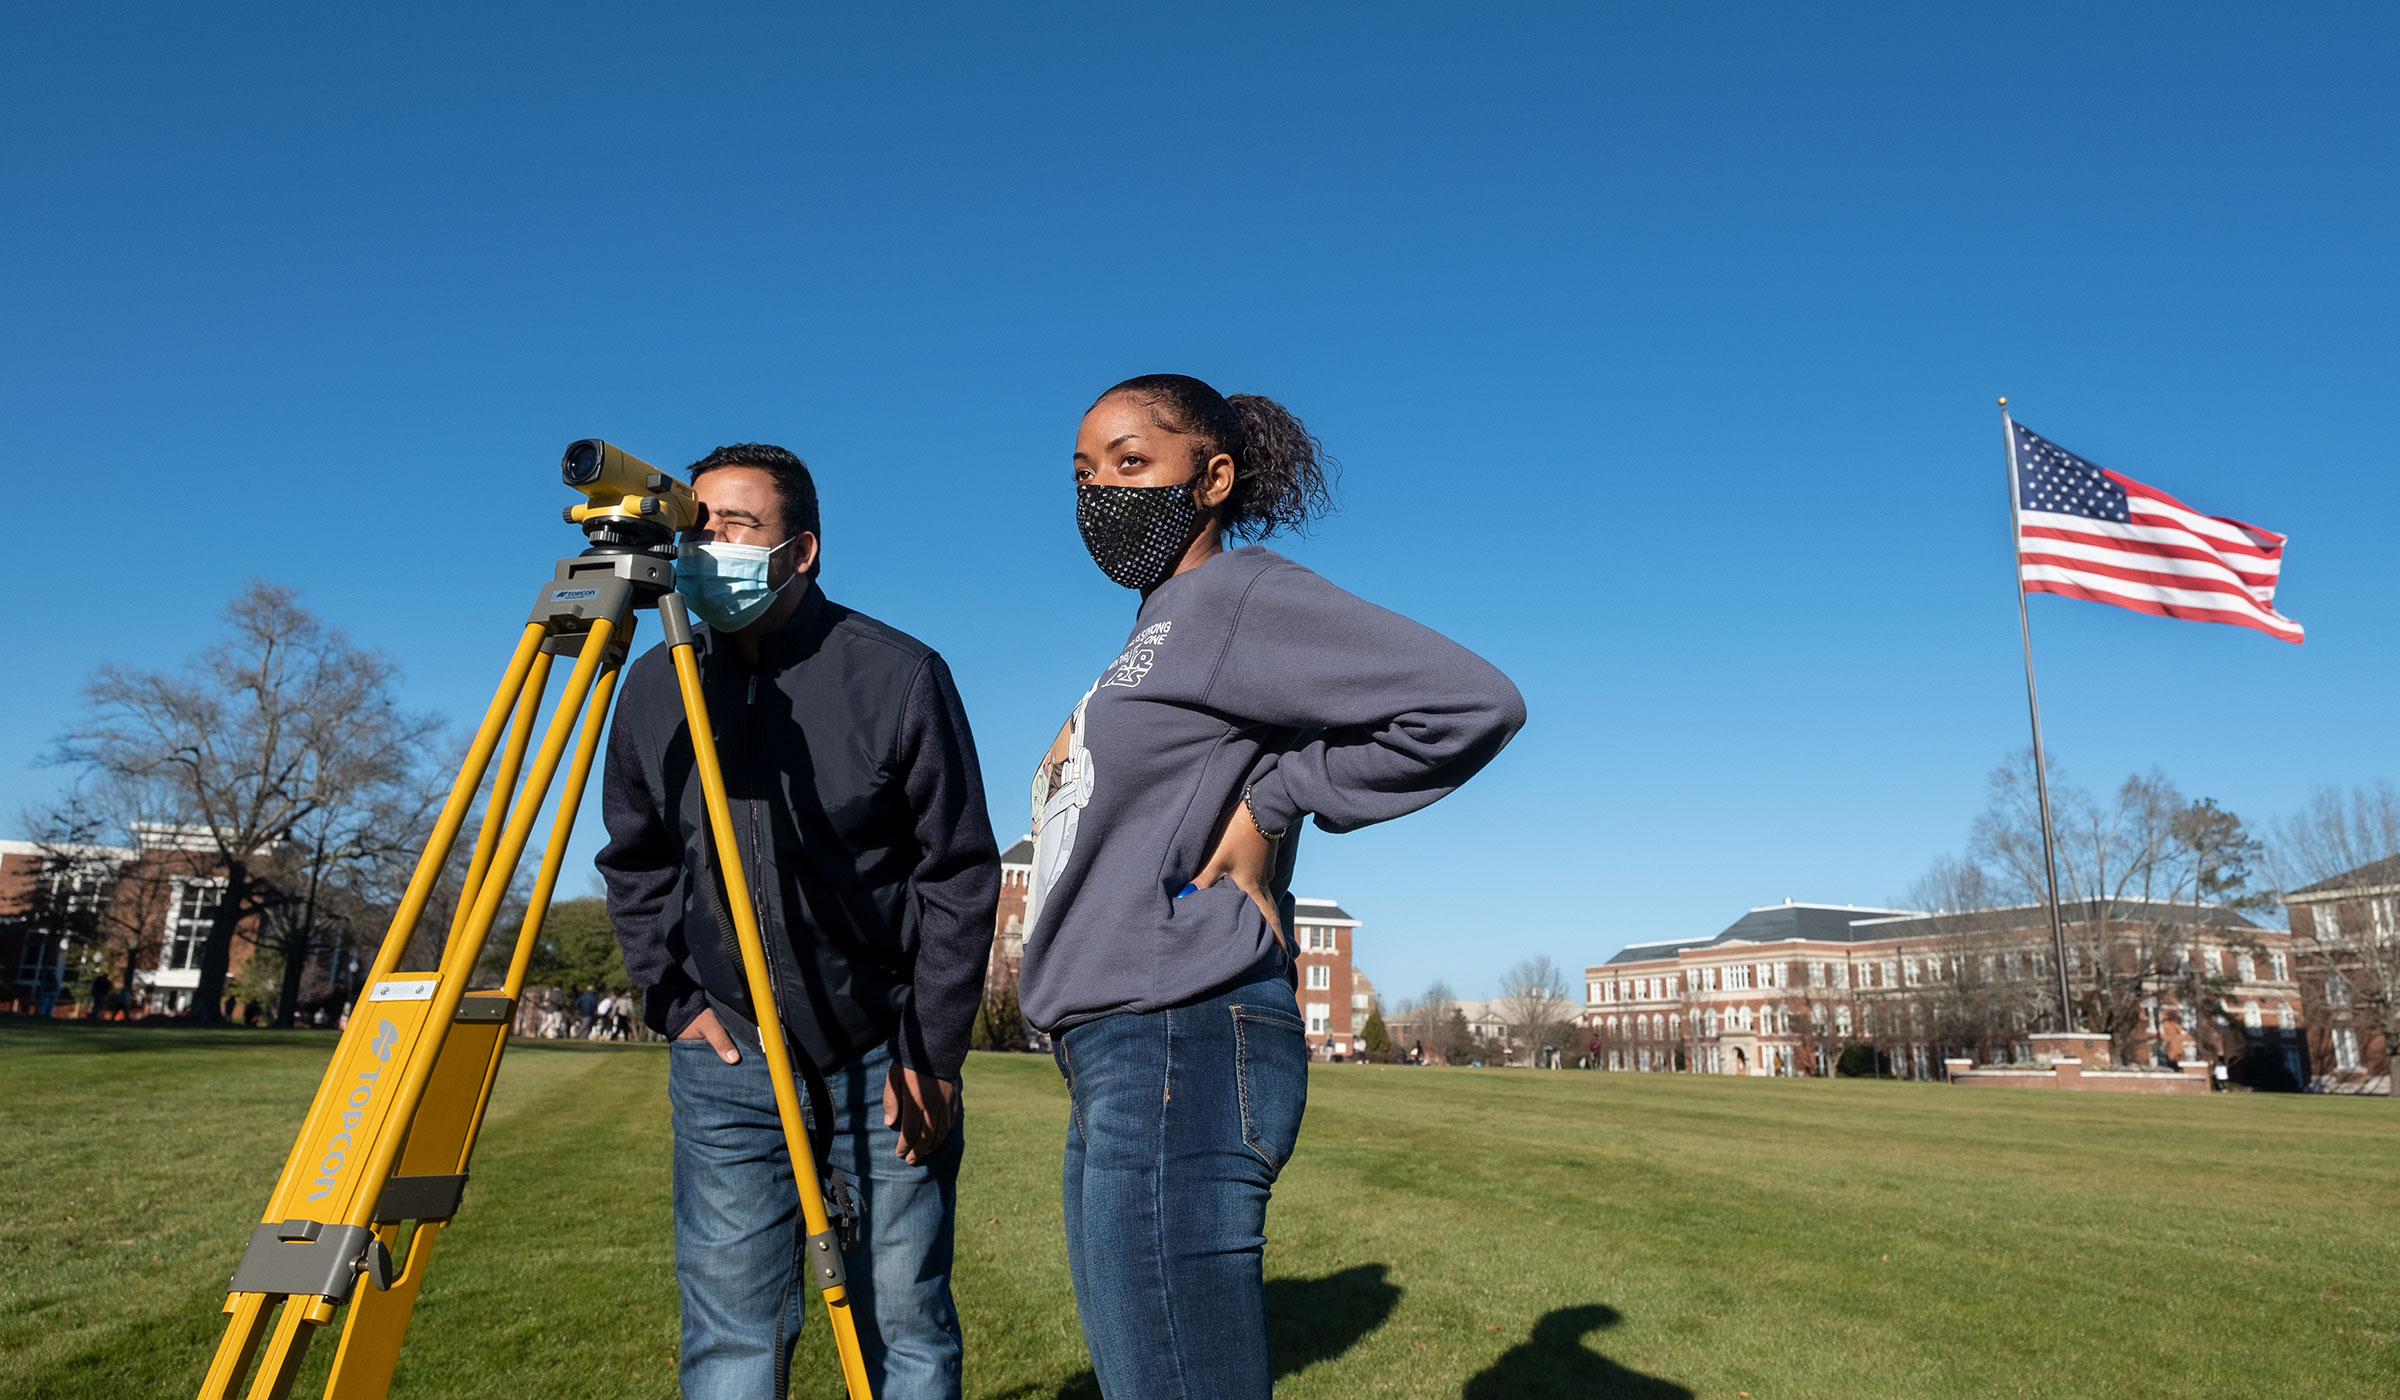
[996, 1263, 1403, 1400]
[1463, 1304, 1694, 1400]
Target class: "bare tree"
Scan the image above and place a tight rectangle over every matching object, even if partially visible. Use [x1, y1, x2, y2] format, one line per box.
[249, 765, 448, 1028]
[1416, 979, 1464, 1065]
[55, 581, 441, 1022]
[1495, 955, 1573, 1067]
[1966, 752, 2263, 1059]
[2270, 781, 2400, 890]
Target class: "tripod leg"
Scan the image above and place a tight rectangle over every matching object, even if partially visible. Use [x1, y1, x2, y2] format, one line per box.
[442, 650, 555, 947]
[241, 1301, 318, 1400]
[326, 612, 626, 1243]
[202, 625, 550, 1400]
[659, 595, 877, 1400]
[360, 623, 551, 993]
[321, 638, 630, 1400]
[501, 630, 628, 998]
[197, 1293, 273, 1400]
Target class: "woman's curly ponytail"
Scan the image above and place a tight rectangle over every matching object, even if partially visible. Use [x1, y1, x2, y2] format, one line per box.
[1097, 374, 1339, 541]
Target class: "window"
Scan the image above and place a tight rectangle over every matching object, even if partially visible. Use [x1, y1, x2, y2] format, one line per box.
[1637, 1014, 1650, 1038]
[2318, 904, 2342, 938]
[1670, 1013, 1681, 1038]
[1305, 1003, 1330, 1034]
[165, 878, 225, 972]
[1305, 964, 1331, 990]
[2241, 1002, 2261, 1029]
[1836, 1005, 1852, 1035]
[2269, 952, 2289, 982]
[2334, 1028, 2362, 1071]
[1587, 981, 1600, 1005]
[1809, 961, 1825, 988]
[1832, 962, 1849, 989]
[1904, 959, 1921, 987]
[1704, 1009, 1720, 1036]
[1880, 960, 1897, 989]
[2326, 972, 2352, 1007]
[2237, 953, 2257, 983]
[2276, 1004, 2295, 1030]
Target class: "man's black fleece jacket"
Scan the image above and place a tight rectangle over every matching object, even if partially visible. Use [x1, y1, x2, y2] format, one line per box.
[596, 582, 999, 1081]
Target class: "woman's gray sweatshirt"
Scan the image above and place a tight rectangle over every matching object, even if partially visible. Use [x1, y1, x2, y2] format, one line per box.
[1019, 545, 1526, 1034]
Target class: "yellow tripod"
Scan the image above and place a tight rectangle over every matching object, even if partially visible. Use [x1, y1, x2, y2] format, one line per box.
[196, 441, 875, 1400]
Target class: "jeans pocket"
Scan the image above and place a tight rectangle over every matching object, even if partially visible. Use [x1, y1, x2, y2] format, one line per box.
[1231, 1006, 1308, 1172]
[1055, 1039, 1087, 1144]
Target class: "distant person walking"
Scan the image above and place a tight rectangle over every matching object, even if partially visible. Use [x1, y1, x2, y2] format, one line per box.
[575, 987, 599, 1037]
[1021, 374, 1524, 1399]
[86, 973, 111, 1020]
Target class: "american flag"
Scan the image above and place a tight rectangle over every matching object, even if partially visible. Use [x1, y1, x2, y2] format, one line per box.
[2012, 421, 2304, 644]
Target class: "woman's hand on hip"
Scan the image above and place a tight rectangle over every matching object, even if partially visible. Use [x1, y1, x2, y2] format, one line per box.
[1190, 799, 1287, 948]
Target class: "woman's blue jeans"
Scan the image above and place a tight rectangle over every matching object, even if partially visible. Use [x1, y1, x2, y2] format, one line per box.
[1054, 972, 1310, 1399]
[668, 1037, 964, 1399]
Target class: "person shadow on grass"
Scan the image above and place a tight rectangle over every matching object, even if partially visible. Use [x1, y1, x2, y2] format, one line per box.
[1463, 1304, 1694, 1400]
[1029, 1263, 1405, 1400]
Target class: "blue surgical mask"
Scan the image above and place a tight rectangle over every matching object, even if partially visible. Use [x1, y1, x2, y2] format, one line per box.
[674, 537, 794, 632]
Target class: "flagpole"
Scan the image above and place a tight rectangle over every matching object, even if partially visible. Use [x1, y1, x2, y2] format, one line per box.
[1999, 398, 2077, 1033]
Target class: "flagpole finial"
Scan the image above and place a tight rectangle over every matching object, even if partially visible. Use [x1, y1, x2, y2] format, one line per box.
[1997, 396, 2008, 407]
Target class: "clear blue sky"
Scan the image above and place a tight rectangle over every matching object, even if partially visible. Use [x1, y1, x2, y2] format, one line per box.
[5, 4, 2394, 1003]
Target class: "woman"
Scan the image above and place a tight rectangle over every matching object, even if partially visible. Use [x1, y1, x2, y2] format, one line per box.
[1020, 373, 1525, 1398]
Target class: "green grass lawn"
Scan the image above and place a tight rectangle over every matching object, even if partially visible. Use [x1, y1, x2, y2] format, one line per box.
[2, 1020, 2392, 1399]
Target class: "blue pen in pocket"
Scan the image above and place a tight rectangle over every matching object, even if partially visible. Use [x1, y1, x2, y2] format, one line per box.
[1176, 883, 1198, 898]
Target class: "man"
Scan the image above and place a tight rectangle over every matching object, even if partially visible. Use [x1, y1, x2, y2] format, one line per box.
[599, 442, 998, 1400]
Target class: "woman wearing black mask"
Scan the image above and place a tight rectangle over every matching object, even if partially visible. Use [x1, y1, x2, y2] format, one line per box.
[1021, 374, 1526, 1398]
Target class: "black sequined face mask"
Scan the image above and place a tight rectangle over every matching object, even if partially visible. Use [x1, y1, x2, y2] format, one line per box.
[1076, 477, 1201, 590]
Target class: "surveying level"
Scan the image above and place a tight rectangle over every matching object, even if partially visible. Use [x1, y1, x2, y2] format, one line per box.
[196, 441, 876, 1400]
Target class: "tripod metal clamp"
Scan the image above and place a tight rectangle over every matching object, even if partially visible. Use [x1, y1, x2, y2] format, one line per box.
[804, 1227, 848, 1289]
[658, 592, 696, 649]
[227, 1219, 396, 1303]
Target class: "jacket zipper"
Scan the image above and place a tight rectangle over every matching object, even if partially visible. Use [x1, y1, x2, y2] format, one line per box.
[743, 666, 794, 1051]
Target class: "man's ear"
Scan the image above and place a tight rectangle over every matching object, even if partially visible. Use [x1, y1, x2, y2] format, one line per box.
[784, 531, 821, 580]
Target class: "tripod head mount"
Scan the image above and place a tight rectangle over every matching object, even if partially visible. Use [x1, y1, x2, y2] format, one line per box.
[559, 439, 699, 555]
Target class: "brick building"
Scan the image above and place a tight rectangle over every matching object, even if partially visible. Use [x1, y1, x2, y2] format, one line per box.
[1292, 897, 1364, 1058]
[1, 826, 285, 1017]
[2281, 857, 2397, 1094]
[989, 834, 1035, 998]
[1584, 898, 2300, 1082]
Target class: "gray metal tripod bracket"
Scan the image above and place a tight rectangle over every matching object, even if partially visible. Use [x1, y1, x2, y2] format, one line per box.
[804, 1227, 847, 1289]
[227, 1219, 395, 1302]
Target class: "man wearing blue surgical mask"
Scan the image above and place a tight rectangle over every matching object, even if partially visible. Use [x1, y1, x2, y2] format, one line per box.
[598, 442, 999, 1400]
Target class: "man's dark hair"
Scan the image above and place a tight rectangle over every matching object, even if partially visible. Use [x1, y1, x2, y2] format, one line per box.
[686, 442, 823, 578]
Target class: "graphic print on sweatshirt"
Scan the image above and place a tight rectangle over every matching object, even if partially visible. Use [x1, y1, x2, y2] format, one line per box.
[1026, 685, 1096, 933]
[1101, 621, 1171, 689]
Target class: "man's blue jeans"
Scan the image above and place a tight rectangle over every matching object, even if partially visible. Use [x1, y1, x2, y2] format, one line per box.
[1054, 972, 1310, 1400]
[668, 1037, 963, 1399]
